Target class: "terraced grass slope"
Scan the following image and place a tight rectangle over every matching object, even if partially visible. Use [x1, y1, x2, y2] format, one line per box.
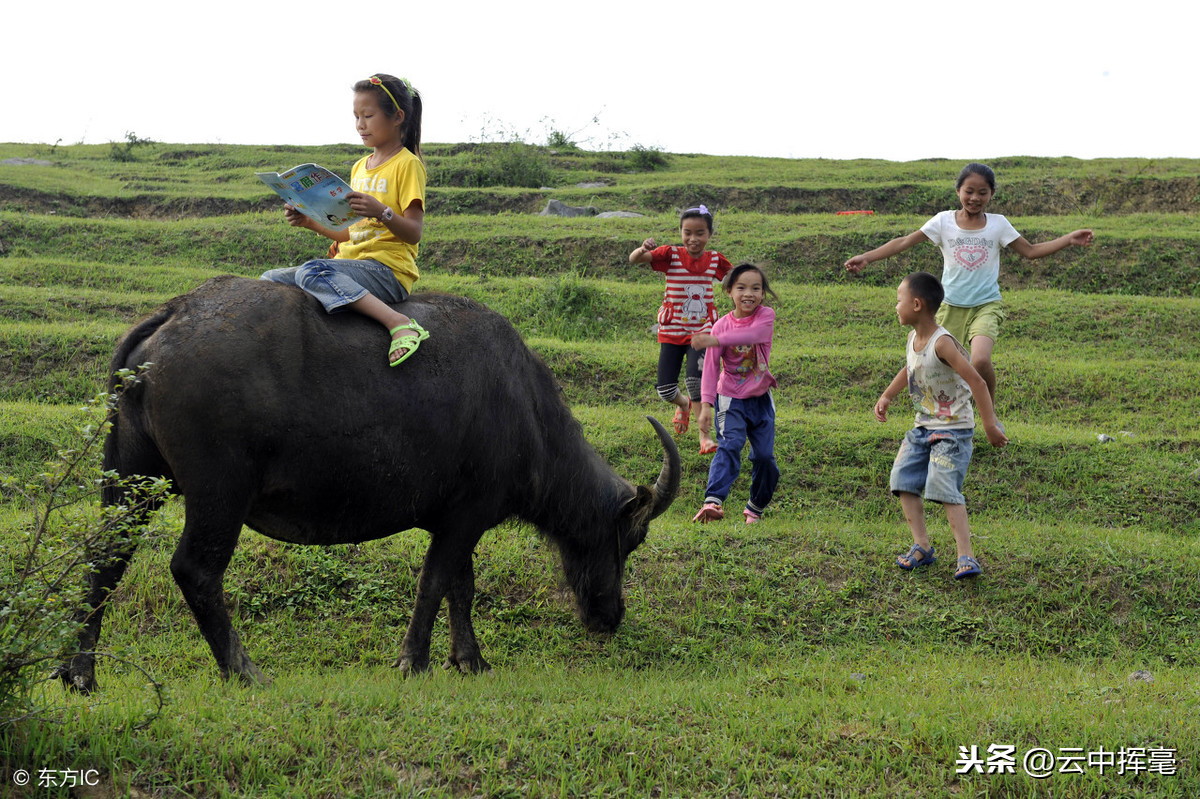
[1, 142, 1198, 797]
[3, 142, 1197, 526]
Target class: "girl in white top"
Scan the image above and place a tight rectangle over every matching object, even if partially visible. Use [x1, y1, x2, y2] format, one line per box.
[845, 163, 1093, 401]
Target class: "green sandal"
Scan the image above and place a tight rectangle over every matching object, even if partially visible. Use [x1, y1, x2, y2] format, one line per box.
[388, 320, 430, 366]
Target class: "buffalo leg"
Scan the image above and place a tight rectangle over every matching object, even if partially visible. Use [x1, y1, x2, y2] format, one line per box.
[55, 538, 139, 694]
[394, 527, 485, 674]
[443, 553, 490, 674]
[170, 497, 266, 684]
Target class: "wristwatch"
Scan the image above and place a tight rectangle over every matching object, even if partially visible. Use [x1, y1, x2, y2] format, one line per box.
[380, 206, 394, 222]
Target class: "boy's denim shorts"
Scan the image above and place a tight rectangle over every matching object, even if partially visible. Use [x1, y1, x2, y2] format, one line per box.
[889, 426, 974, 505]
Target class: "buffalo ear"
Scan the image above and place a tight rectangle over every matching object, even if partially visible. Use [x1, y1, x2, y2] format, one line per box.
[624, 485, 655, 520]
[619, 486, 654, 551]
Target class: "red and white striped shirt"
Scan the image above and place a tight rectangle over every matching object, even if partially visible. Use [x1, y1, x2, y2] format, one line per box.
[649, 246, 732, 345]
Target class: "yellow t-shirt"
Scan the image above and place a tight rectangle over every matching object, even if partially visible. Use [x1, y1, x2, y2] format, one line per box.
[336, 147, 427, 292]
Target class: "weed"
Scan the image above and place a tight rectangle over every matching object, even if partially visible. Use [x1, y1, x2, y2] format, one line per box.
[530, 271, 617, 341]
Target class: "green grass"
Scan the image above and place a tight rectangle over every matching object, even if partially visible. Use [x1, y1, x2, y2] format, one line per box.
[2, 144, 1199, 797]
[4, 513, 1197, 796]
[6, 648, 1195, 798]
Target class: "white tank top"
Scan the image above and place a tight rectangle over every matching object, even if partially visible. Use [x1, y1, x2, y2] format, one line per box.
[905, 327, 974, 430]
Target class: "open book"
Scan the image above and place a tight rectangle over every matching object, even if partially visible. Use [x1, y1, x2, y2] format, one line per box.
[256, 163, 360, 231]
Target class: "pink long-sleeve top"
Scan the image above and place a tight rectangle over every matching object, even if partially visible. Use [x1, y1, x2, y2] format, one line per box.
[700, 305, 777, 405]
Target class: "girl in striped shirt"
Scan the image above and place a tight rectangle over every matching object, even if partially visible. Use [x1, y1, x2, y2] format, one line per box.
[629, 205, 732, 454]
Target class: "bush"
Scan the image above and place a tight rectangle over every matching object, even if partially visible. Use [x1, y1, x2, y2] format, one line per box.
[0, 372, 167, 727]
[545, 129, 580, 151]
[628, 144, 670, 172]
[108, 131, 154, 163]
[436, 142, 554, 189]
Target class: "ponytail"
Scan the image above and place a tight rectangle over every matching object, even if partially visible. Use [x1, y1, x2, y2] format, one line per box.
[404, 89, 422, 159]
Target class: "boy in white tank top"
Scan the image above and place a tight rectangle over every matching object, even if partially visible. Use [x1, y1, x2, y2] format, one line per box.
[873, 272, 1008, 579]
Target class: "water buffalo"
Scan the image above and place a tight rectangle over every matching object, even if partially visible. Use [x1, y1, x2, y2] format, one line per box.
[58, 275, 679, 691]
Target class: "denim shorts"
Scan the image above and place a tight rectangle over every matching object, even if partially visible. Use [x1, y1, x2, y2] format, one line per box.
[889, 426, 974, 505]
[260, 258, 407, 313]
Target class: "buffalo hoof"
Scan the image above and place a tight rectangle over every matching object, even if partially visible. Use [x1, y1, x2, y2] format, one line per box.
[53, 657, 97, 695]
[225, 669, 272, 687]
[444, 654, 492, 675]
[221, 653, 270, 686]
[392, 654, 430, 676]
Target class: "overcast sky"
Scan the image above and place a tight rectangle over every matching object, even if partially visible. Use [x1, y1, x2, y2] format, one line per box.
[4, 1, 1197, 161]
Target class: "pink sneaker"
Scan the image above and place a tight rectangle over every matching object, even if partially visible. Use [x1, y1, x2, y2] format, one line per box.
[692, 502, 724, 523]
[743, 509, 761, 524]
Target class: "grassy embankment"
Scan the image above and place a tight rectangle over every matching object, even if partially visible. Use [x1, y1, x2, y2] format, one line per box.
[1, 141, 1198, 797]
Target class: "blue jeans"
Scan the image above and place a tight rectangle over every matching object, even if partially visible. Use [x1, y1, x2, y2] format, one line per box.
[703, 392, 779, 515]
[260, 258, 408, 313]
[889, 426, 974, 505]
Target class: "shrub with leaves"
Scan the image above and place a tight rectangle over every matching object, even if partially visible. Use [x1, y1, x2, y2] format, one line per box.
[628, 144, 670, 172]
[108, 131, 154, 162]
[1, 370, 168, 727]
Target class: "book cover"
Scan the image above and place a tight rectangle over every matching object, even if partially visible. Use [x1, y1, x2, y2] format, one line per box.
[256, 163, 360, 231]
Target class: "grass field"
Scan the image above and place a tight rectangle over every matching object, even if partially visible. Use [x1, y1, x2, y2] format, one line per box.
[1, 142, 1198, 797]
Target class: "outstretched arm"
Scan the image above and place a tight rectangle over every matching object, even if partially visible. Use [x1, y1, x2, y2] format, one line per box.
[845, 230, 930, 274]
[693, 308, 775, 350]
[630, 238, 657, 264]
[1007, 229, 1093, 260]
[935, 336, 1008, 447]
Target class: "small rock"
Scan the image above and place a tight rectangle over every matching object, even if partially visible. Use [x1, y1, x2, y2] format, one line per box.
[1128, 669, 1154, 684]
[596, 211, 644, 218]
[849, 673, 867, 681]
[1097, 434, 1114, 444]
[539, 199, 597, 217]
[575, 181, 609, 189]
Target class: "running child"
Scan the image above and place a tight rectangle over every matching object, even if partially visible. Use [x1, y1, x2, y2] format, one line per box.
[690, 264, 780, 524]
[629, 205, 732, 453]
[844, 162, 1093, 400]
[875, 272, 1008, 579]
[262, 74, 429, 366]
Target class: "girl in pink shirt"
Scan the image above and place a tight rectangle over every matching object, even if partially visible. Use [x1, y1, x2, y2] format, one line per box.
[690, 264, 780, 524]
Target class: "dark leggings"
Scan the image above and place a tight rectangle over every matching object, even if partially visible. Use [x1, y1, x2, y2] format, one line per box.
[656, 342, 703, 403]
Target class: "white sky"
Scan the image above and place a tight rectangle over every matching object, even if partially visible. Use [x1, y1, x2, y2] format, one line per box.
[4, 1, 1197, 161]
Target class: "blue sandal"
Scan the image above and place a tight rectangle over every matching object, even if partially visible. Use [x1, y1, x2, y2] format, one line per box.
[955, 555, 982, 580]
[896, 543, 936, 570]
[388, 320, 430, 366]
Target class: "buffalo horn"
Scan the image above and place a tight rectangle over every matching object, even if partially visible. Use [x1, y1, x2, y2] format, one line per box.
[645, 416, 681, 520]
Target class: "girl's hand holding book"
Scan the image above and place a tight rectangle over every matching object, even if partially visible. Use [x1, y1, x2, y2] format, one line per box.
[283, 203, 314, 230]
